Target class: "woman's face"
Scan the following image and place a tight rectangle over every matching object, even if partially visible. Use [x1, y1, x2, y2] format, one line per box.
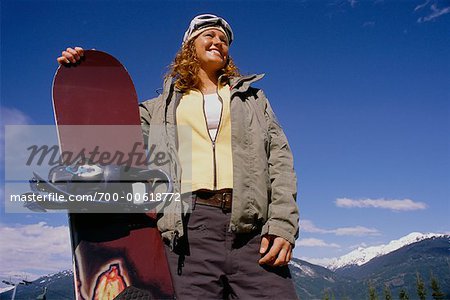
[194, 29, 229, 73]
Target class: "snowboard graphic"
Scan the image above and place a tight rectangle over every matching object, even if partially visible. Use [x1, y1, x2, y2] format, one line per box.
[32, 50, 174, 299]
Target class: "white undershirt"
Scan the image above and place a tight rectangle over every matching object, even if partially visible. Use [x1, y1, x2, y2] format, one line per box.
[203, 93, 222, 141]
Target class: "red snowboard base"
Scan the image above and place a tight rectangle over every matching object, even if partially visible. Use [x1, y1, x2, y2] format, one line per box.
[70, 214, 173, 299]
[52, 50, 174, 299]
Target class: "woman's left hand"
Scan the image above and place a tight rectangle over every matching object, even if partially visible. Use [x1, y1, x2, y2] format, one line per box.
[258, 234, 292, 266]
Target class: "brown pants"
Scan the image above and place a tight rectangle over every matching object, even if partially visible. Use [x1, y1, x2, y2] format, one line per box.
[164, 204, 298, 299]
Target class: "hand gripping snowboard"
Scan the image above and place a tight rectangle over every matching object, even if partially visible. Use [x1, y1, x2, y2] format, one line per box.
[51, 50, 174, 299]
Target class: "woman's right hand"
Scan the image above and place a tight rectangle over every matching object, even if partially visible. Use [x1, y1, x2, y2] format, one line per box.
[57, 47, 84, 65]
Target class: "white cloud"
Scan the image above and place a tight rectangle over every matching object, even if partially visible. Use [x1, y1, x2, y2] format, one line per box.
[0, 222, 71, 278]
[298, 256, 337, 267]
[333, 226, 380, 236]
[299, 219, 328, 234]
[420, 4, 450, 22]
[296, 238, 340, 248]
[415, 0, 450, 22]
[335, 198, 427, 211]
[348, 0, 357, 8]
[415, 0, 431, 11]
[1, 106, 32, 162]
[362, 21, 375, 28]
[1, 106, 32, 126]
[3, 124, 58, 188]
[300, 219, 380, 236]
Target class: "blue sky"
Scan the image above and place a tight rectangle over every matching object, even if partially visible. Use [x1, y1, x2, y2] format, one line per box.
[1, 0, 449, 279]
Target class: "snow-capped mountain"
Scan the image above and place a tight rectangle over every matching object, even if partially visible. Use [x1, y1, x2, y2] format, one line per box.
[0, 270, 74, 300]
[327, 232, 448, 270]
[0, 287, 14, 294]
[36, 269, 73, 284]
[290, 259, 317, 277]
[2, 237, 449, 300]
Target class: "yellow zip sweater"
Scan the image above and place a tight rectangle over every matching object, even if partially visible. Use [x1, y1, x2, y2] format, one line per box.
[177, 83, 233, 194]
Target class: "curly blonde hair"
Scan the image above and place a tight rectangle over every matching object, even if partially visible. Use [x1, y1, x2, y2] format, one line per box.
[166, 38, 240, 91]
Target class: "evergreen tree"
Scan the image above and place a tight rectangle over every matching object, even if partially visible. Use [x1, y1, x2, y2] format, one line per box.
[399, 289, 409, 300]
[368, 282, 378, 300]
[416, 272, 426, 300]
[430, 274, 445, 300]
[322, 289, 330, 300]
[383, 285, 392, 300]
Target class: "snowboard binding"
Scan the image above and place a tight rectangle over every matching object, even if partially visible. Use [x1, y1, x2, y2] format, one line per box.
[24, 161, 173, 213]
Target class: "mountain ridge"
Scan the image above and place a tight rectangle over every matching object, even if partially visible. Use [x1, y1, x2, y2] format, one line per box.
[1, 233, 449, 299]
[326, 232, 449, 270]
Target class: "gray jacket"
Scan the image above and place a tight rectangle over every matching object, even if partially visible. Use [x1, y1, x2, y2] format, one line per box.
[139, 74, 299, 248]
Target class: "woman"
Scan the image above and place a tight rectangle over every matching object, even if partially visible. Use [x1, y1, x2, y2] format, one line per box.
[58, 14, 299, 299]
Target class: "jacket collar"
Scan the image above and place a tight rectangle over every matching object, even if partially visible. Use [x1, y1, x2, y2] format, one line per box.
[161, 73, 265, 103]
[229, 73, 265, 96]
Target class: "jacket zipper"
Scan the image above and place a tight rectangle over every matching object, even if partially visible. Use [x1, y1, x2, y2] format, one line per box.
[201, 91, 223, 191]
[212, 140, 217, 190]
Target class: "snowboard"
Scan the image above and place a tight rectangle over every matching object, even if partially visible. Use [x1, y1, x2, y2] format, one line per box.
[51, 50, 174, 300]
